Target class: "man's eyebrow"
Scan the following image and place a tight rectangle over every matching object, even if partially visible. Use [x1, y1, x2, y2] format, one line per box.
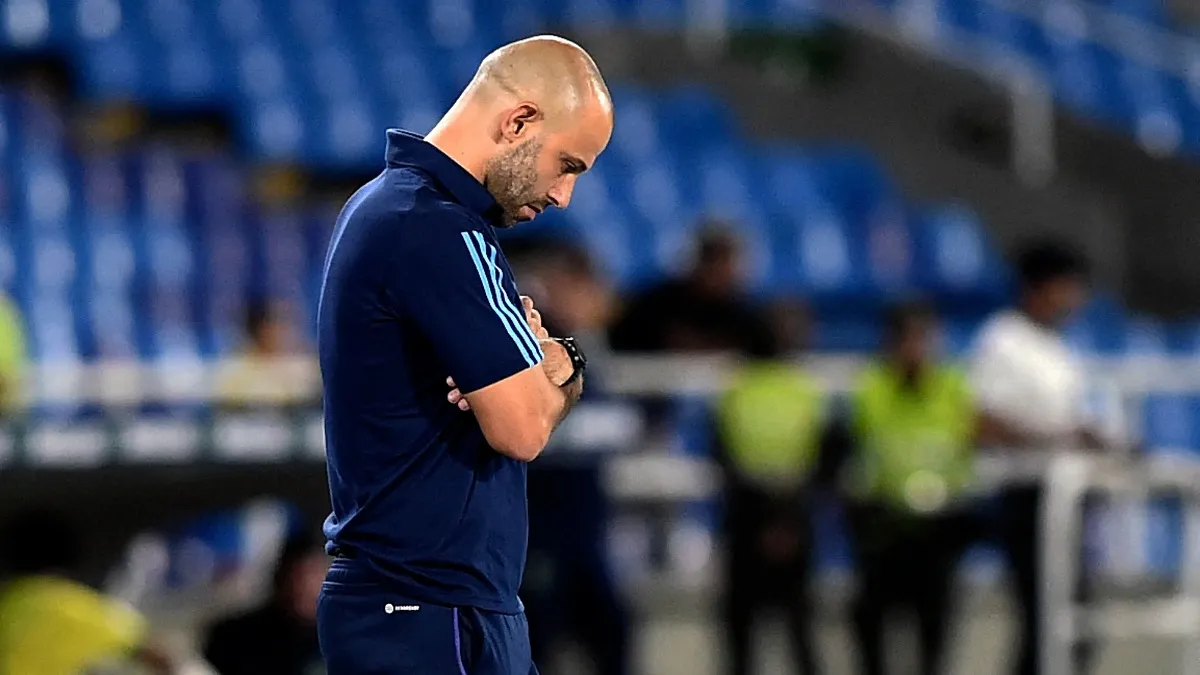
[561, 154, 589, 174]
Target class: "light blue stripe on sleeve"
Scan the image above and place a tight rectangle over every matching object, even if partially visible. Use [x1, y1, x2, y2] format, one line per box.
[460, 232, 538, 367]
[473, 231, 544, 362]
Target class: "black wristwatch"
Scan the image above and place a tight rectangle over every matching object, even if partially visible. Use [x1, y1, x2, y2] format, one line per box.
[550, 337, 587, 388]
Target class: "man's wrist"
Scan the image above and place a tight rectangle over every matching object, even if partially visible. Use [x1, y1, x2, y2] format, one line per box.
[550, 337, 586, 388]
[554, 374, 584, 428]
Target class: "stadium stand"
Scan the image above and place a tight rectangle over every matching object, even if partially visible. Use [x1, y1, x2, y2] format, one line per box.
[2, 0, 1199, 578]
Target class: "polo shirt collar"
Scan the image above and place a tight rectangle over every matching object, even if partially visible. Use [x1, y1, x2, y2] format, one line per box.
[384, 128, 504, 225]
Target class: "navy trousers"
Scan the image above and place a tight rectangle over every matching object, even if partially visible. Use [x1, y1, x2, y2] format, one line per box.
[317, 560, 539, 675]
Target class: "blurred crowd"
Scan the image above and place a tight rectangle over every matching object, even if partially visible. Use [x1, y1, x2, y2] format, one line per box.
[494, 227, 1110, 675]
[0, 221, 1118, 675]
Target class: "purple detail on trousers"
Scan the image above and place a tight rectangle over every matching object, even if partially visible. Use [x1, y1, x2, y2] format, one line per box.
[453, 608, 468, 675]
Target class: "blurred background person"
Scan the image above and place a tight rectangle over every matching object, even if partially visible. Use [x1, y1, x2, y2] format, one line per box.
[969, 240, 1115, 675]
[609, 225, 771, 354]
[202, 531, 327, 675]
[512, 239, 634, 675]
[0, 509, 174, 675]
[842, 301, 980, 675]
[713, 298, 825, 675]
[216, 299, 319, 410]
[0, 291, 25, 416]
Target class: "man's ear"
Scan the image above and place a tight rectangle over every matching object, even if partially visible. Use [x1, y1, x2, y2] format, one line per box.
[502, 103, 542, 142]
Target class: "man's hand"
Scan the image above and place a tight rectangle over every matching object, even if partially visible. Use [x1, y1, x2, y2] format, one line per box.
[521, 296, 549, 340]
[522, 296, 574, 386]
[538, 339, 576, 387]
[446, 295, 579, 414]
[447, 376, 470, 411]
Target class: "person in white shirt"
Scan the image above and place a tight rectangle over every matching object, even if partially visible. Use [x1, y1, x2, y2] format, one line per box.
[969, 241, 1109, 675]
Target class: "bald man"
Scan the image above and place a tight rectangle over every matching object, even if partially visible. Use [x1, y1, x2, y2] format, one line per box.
[315, 36, 613, 675]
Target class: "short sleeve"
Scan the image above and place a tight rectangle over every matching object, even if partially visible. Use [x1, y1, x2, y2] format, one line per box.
[967, 323, 1021, 417]
[401, 222, 544, 393]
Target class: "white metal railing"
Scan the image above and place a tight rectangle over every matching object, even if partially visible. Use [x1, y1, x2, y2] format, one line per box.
[31, 353, 1200, 675]
[1037, 453, 1200, 675]
[16, 352, 1200, 405]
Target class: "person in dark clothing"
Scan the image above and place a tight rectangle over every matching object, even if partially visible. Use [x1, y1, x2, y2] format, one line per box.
[842, 302, 981, 675]
[609, 225, 771, 353]
[714, 299, 825, 675]
[512, 241, 632, 675]
[203, 533, 327, 675]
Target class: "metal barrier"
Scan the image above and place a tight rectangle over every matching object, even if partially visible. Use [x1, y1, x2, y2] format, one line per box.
[1039, 454, 1200, 675]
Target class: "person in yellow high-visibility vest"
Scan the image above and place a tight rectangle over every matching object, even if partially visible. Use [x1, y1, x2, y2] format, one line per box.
[0, 510, 174, 675]
[843, 301, 982, 675]
[714, 300, 830, 675]
[0, 292, 26, 415]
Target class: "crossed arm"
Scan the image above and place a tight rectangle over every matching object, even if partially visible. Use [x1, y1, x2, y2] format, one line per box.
[446, 296, 584, 462]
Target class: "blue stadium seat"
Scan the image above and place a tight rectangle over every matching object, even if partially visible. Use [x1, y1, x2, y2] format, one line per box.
[862, 209, 916, 296]
[16, 155, 75, 231]
[231, 39, 297, 102]
[1121, 63, 1184, 154]
[812, 314, 882, 352]
[941, 316, 982, 356]
[0, 225, 14, 296]
[1047, 42, 1111, 121]
[937, 0, 980, 35]
[311, 99, 380, 168]
[1166, 320, 1200, 356]
[11, 91, 68, 162]
[810, 146, 899, 231]
[1122, 316, 1170, 356]
[1062, 317, 1101, 355]
[562, 164, 644, 287]
[243, 96, 308, 161]
[759, 0, 823, 30]
[759, 149, 828, 216]
[84, 223, 138, 359]
[680, 144, 758, 221]
[794, 206, 859, 295]
[670, 395, 714, 458]
[606, 85, 665, 166]
[911, 203, 1007, 317]
[627, 0, 685, 29]
[621, 157, 692, 238]
[979, 6, 1048, 66]
[29, 287, 80, 362]
[1105, 0, 1170, 28]
[657, 85, 739, 151]
[1141, 393, 1194, 450]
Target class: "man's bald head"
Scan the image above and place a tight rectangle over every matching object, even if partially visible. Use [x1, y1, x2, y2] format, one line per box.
[468, 35, 612, 123]
[427, 35, 614, 227]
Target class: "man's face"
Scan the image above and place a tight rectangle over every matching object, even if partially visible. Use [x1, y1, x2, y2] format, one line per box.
[1032, 276, 1087, 327]
[485, 105, 611, 227]
[894, 318, 934, 369]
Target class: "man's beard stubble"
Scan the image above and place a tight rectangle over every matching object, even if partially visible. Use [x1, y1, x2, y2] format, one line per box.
[484, 138, 543, 227]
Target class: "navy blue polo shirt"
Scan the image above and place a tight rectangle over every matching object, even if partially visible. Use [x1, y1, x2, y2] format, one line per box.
[318, 129, 545, 614]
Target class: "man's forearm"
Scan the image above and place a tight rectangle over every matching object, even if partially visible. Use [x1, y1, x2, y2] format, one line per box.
[551, 375, 584, 430]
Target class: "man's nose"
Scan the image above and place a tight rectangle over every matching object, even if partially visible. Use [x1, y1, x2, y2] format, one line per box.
[548, 177, 576, 209]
